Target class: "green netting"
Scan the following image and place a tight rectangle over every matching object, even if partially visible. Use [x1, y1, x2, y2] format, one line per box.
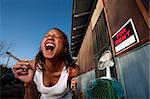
[86, 78, 125, 99]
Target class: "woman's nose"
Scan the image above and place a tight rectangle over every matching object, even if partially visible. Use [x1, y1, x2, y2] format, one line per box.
[47, 35, 55, 40]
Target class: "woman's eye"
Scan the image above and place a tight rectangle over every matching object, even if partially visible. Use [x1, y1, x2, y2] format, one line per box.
[54, 35, 62, 38]
[44, 35, 62, 39]
[44, 35, 49, 38]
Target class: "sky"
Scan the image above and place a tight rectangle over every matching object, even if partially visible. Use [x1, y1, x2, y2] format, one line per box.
[0, 0, 72, 67]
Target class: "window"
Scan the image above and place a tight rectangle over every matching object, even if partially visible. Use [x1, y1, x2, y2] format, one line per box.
[92, 10, 117, 78]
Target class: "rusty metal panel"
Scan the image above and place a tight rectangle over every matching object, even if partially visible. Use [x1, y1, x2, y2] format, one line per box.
[104, 0, 149, 54]
[77, 22, 95, 74]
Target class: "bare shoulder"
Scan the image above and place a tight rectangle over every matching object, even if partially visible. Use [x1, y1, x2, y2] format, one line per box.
[69, 64, 80, 78]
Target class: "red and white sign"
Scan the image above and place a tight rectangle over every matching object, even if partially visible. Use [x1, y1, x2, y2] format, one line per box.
[112, 18, 139, 53]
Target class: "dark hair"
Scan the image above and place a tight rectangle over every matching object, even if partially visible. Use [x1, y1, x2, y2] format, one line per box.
[35, 28, 75, 71]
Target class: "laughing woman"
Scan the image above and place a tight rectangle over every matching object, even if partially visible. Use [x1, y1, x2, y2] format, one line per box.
[13, 28, 79, 99]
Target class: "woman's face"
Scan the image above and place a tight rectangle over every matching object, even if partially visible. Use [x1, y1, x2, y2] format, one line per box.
[41, 29, 67, 59]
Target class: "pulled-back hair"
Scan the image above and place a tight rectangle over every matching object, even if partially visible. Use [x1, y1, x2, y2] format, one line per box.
[35, 28, 75, 71]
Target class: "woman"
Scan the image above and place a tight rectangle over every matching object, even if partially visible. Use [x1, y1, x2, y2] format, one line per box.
[13, 28, 79, 99]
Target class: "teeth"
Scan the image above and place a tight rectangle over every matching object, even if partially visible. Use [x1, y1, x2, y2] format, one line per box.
[45, 43, 55, 51]
[46, 43, 55, 47]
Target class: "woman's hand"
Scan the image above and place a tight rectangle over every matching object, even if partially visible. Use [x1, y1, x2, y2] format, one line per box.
[13, 59, 37, 85]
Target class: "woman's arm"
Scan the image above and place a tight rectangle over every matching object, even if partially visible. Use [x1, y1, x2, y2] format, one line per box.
[24, 60, 40, 99]
[13, 60, 39, 99]
[24, 81, 39, 99]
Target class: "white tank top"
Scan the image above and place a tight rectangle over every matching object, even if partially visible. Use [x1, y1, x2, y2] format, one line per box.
[33, 66, 72, 99]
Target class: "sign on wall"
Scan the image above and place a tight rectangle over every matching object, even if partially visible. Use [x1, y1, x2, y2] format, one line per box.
[112, 18, 139, 53]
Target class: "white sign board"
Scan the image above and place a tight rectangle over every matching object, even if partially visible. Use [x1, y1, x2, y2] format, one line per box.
[112, 18, 139, 53]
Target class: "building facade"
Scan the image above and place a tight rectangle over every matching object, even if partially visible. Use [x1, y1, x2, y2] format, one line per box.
[71, 0, 149, 98]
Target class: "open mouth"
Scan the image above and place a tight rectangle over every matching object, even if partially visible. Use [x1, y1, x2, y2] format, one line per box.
[45, 43, 55, 51]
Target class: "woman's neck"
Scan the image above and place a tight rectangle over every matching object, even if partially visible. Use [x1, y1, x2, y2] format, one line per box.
[44, 58, 64, 73]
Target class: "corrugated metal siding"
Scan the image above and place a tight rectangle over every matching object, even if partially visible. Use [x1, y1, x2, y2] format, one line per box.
[71, 0, 96, 57]
[116, 42, 149, 98]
